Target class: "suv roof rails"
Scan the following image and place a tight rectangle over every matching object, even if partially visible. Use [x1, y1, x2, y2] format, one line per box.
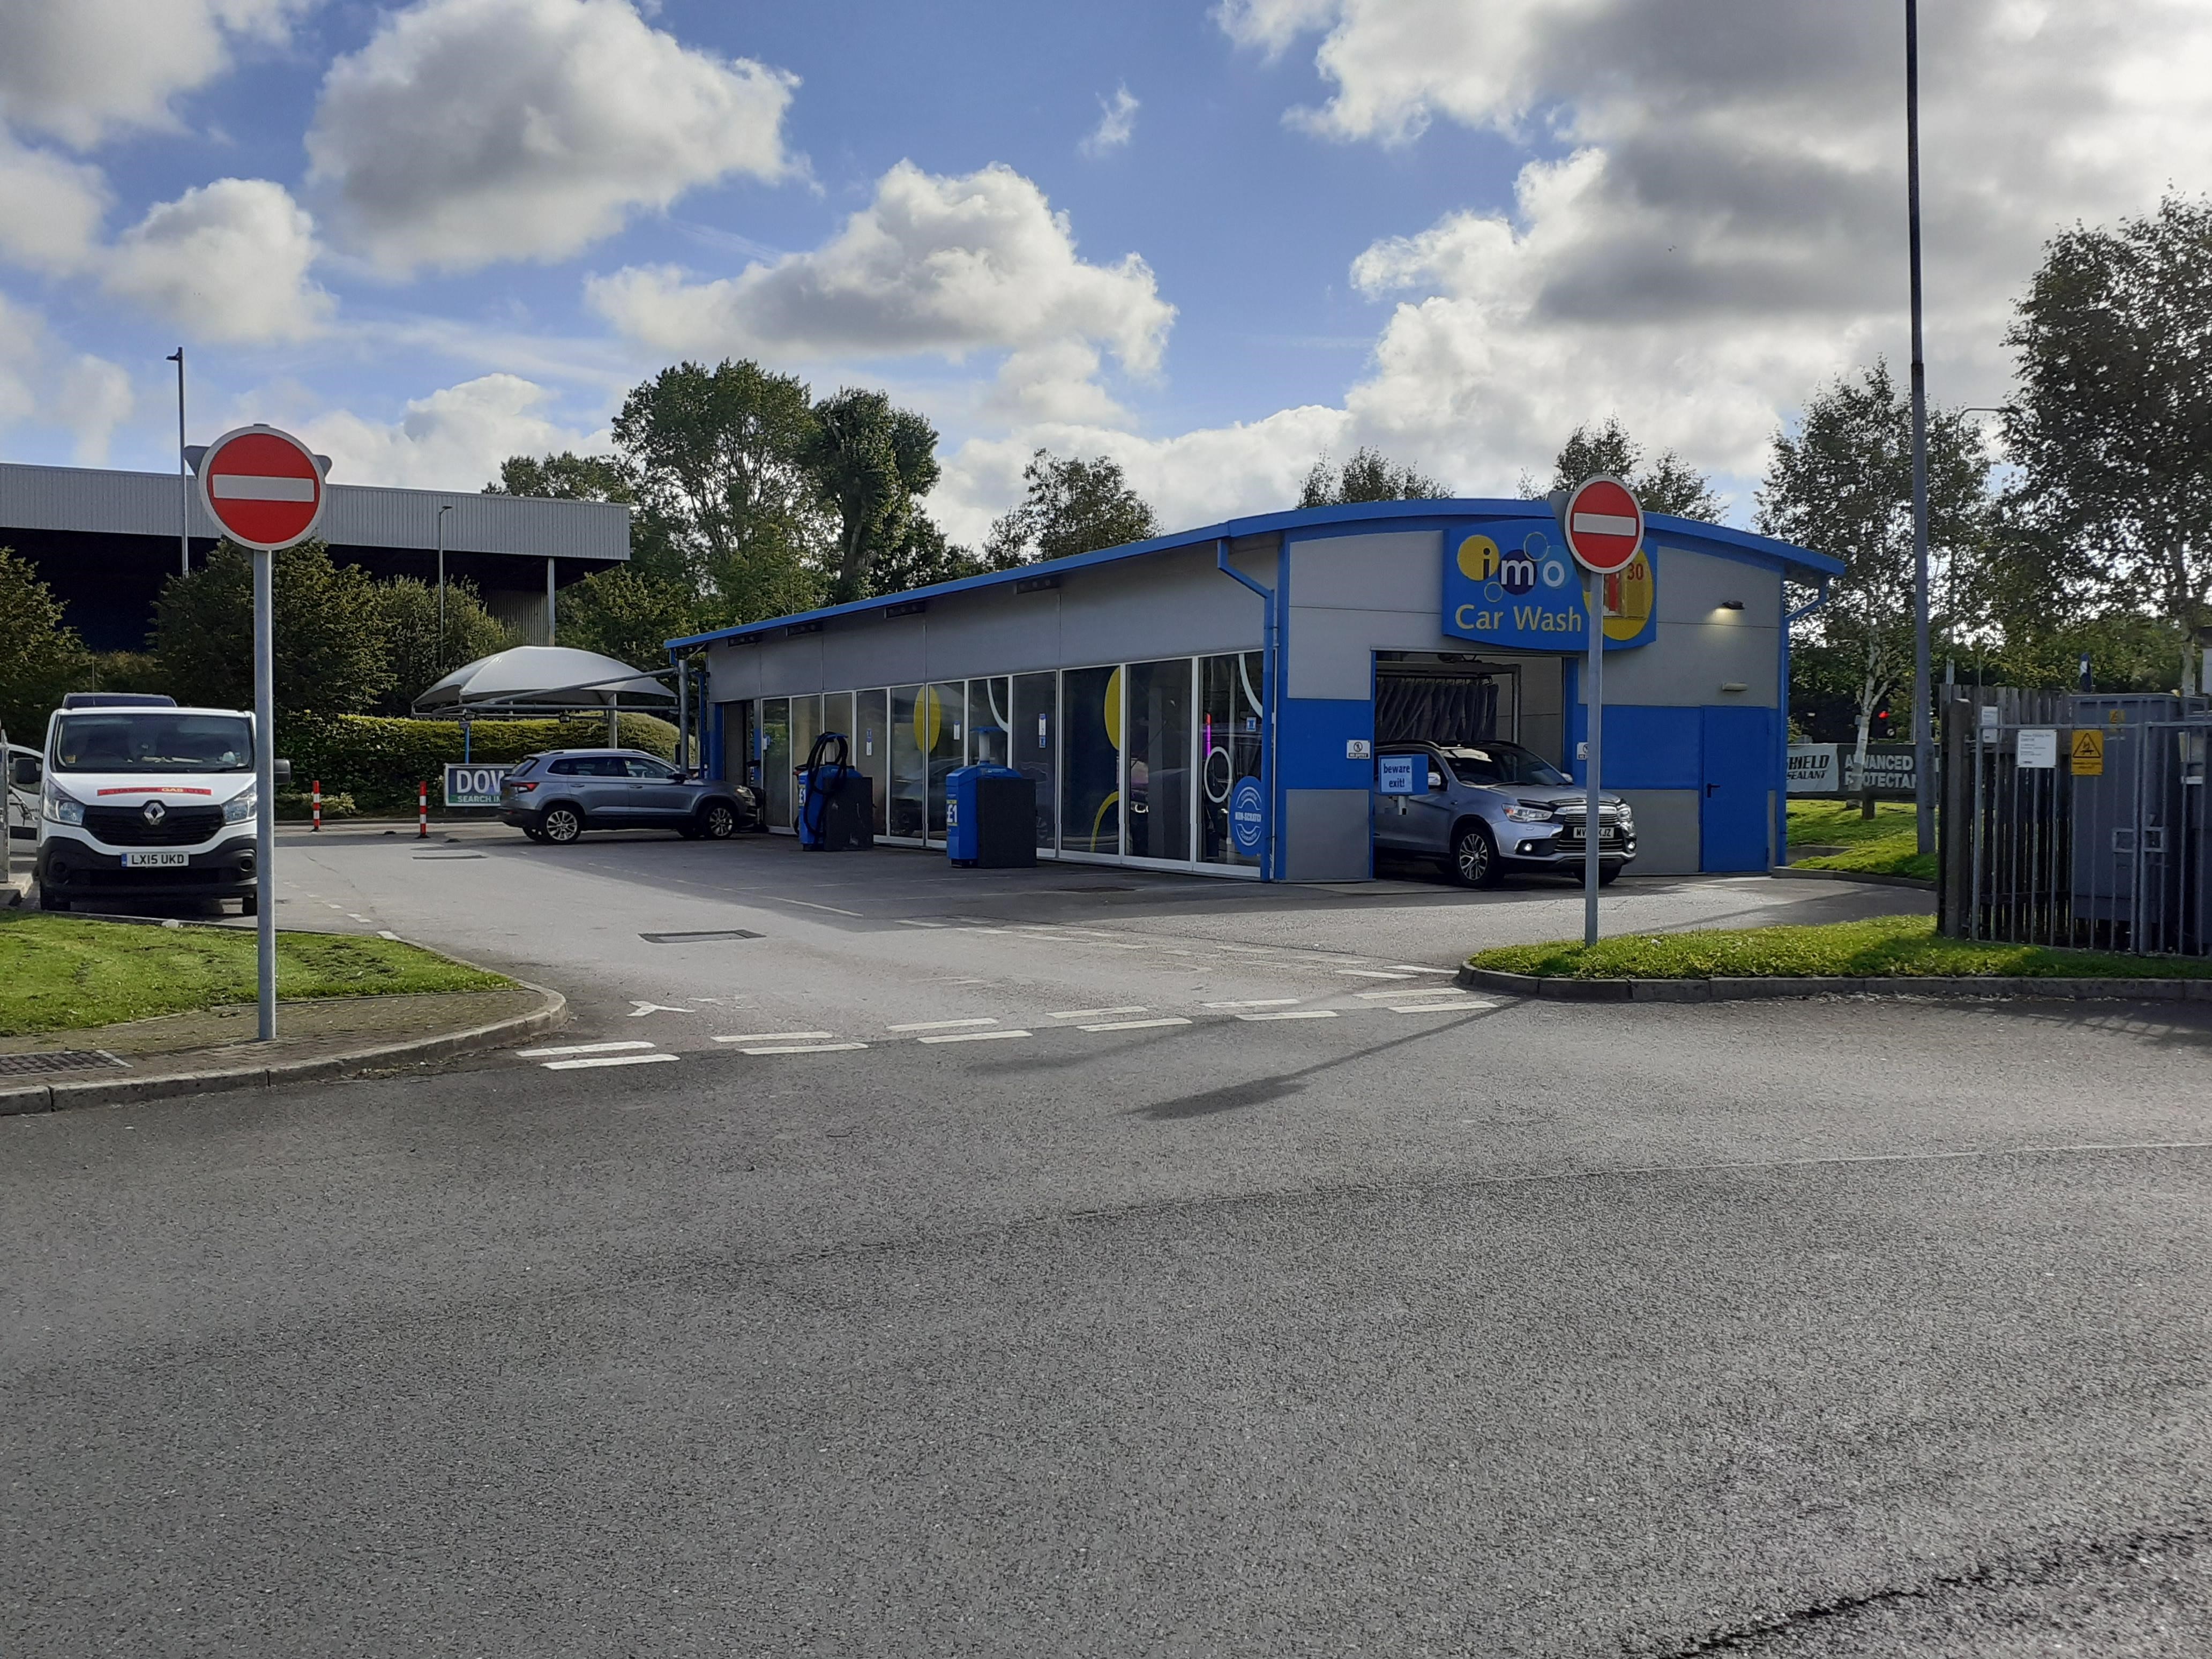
[60, 692, 179, 709]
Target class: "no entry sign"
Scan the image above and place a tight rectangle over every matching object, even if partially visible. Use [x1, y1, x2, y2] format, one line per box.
[1562, 476, 1643, 576]
[197, 425, 326, 551]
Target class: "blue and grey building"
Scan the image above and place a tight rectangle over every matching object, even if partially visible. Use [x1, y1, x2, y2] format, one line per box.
[674, 499, 1841, 880]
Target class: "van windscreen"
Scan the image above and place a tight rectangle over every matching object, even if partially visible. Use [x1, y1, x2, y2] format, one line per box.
[50, 713, 253, 774]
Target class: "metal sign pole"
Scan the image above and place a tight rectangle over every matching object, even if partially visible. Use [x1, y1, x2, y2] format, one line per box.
[1585, 569, 1604, 948]
[253, 547, 276, 1040]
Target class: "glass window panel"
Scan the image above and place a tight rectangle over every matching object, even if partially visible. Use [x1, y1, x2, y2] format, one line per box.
[823, 690, 854, 750]
[1126, 658, 1193, 862]
[1012, 672, 1058, 849]
[761, 698, 791, 828]
[1200, 652, 1266, 866]
[1062, 664, 1121, 854]
[854, 689, 890, 835]
[889, 685, 925, 839]
[924, 681, 964, 841]
[968, 676, 1012, 767]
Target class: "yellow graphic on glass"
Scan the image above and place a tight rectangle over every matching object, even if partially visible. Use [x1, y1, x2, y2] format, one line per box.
[914, 685, 941, 752]
[1102, 666, 1123, 751]
[1456, 535, 1501, 582]
[1582, 549, 1655, 641]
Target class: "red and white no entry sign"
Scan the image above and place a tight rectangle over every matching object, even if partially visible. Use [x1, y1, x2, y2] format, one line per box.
[1561, 475, 1643, 576]
[197, 425, 326, 551]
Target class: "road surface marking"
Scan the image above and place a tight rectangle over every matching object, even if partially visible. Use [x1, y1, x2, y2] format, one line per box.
[1337, 968, 1415, 980]
[348, 913, 373, 924]
[887, 1017, 998, 1032]
[738, 1042, 868, 1055]
[772, 896, 865, 917]
[542, 1052, 680, 1071]
[377, 930, 400, 940]
[519, 1039, 658, 1058]
[629, 1000, 694, 1017]
[1049, 1006, 1147, 1020]
[1080, 1017, 1191, 1033]
[1384, 965, 1455, 973]
[1355, 987, 1470, 1000]
[1386, 1002, 1490, 1014]
[918, 1028, 1031, 1044]
[1205, 997, 1300, 1009]
[896, 918, 948, 928]
[712, 1031, 835, 1044]
[1236, 1009, 1337, 1021]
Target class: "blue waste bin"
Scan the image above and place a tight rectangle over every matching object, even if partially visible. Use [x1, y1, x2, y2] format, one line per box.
[946, 764, 1035, 868]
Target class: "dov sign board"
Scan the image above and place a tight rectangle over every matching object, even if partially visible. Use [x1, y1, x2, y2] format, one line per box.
[1443, 521, 1657, 653]
[443, 764, 511, 808]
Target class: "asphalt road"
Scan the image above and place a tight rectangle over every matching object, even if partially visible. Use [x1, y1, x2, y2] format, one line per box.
[8, 829, 2209, 1656]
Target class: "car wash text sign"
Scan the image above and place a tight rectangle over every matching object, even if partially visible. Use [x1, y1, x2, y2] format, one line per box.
[1441, 519, 1656, 652]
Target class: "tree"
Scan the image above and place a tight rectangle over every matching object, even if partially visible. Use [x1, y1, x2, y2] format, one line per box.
[610, 360, 828, 623]
[1529, 417, 1727, 521]
[370, 577, 512, 714]
[556, 566, 709, 670]
[485, 452, 633, 504]
[1756, 362, 1990, 789]
[802, 388, 942, 604]
[868, 513, 987, 596]
[984, 449, 1160, 566]
[2000, 195, 2212, 692]
[153, 540, 391, 722]
[1298, 445, 1446, 507]
[0, 547, 92, 742]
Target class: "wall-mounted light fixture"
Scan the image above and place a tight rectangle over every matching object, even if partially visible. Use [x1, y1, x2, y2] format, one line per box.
[1718, 599, 1745, 611]
[1720, 682, 1748, 693]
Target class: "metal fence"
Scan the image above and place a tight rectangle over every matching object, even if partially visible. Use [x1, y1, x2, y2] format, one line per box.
[1939, 691, 2211, 955]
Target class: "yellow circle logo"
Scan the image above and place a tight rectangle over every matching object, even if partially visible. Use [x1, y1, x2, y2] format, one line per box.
[1103, 666, 1123, 751]
[1457, 535, 1500, 582]
[914, 686, 941, 753]
[1599, 550, 1655, 640]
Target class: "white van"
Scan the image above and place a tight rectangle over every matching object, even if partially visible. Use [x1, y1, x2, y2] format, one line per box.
[34, 693, 275, 915]
[5, 733, 38, 845]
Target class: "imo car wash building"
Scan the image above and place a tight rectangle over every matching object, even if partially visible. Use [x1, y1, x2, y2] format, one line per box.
[673, 499, 1842, 881]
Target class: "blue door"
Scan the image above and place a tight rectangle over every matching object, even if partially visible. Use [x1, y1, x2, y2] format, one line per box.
[1700, 706, 1772, 872]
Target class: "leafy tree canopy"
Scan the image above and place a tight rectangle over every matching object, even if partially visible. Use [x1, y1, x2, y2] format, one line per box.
[486, 452, 633, 504]
[0, 547, 92, 743]
[984, 449, 1160, 566]
[371, 577, 513, 714]
[803, 387, 942, 604]
[1531, 417, 1727, 521]
[153, 540, 392, 724]
[868, 513, 987, 597]
[557, 566, 711, 670]
[1298, 446, 1446, 507]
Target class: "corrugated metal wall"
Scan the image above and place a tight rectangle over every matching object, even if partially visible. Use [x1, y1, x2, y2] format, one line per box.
[0, 461, 629, 561]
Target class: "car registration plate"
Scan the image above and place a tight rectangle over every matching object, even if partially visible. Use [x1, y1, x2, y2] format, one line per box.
[122, 850, 190, 868]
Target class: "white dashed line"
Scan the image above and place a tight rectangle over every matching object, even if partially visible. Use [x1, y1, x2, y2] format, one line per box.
[737, 1042, 868, 1055]
[377, 930, 400, 941]
[1354, 987, 1469, 1001]
[1385, 1002, 1490, 1014]
[1080, 1017, 1191, 1033]
[896, 918, 948, 928]
[1048, 1006, 1147, 1020]
[519, 1039, 657, 1058]
[713, 1030, 835, 1044]
[1337, 968, 1415, 980]
[542, 1052, 680, 1071]
[887, 1017, 999, 1032]
[1205, 997, 1301, 1009]
[918, 1028, 1031, 1044]
[1384, 965, 1455, 973]
[1236, 1009, 1338, 1021]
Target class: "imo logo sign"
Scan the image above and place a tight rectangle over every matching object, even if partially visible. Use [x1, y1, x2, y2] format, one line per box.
[1498, 548, 1538, 596]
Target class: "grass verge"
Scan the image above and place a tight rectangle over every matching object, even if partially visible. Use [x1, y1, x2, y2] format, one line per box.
[1465, 913, 2212, 982]
[1786, 799, 1933, 881]
[0, 912, 512, 1036]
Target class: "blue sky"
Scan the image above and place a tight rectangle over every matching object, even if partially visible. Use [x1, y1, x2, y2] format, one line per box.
[3, 1, 2208, 542]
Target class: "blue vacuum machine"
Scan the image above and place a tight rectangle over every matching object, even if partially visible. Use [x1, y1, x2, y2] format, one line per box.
[796, 733, 874, 851]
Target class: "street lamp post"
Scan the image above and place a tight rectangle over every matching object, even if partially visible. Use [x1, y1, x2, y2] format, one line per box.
[166, 348, 188, 577]
[435, 504, 455, 672]
[1905, 0, 1934, 856]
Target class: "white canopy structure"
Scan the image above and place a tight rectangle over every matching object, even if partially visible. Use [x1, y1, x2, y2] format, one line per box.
[414, 646, 673, 715]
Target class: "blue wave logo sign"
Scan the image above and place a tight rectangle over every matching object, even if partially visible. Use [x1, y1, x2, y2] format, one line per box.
[1230, 776, 1266, 856]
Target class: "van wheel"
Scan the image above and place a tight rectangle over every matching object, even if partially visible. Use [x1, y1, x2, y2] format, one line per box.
[540, 805, 583, 845]
[1448, 823, 1504, 889]
[240, 891, 258, 917]
[40, 892, 68, 913]
[698, 801, 739, 840]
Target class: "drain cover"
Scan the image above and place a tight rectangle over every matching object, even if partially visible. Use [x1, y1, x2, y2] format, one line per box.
[0, 1049, 129, 1077]
[639, 929, 764, 944]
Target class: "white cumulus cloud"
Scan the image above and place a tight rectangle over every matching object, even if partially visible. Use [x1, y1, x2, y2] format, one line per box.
[0, 293, 135, 462]
[588, 161, 1175, 378]
[298, 373, 607, 492]
[104, 178, 331, 344]
[0, 128, 109, 272]
[307, 0, 798, 275]
[0, 0, 308, 148]
[1081, 85, 1140, 156]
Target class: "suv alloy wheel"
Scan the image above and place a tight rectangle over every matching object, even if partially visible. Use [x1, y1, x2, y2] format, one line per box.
[539, 805, 584, 845]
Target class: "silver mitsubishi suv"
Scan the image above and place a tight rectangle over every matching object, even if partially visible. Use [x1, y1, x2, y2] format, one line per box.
[1372, 739, 1635, 888]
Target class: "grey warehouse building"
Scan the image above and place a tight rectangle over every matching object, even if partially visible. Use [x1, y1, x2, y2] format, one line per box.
[0, 458, 630, 651]
[676, 499, 1842, 882]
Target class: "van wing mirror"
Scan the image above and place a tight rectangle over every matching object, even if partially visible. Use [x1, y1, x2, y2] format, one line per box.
[273, 758, 294, 786]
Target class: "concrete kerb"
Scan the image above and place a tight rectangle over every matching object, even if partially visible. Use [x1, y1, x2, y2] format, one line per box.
[1458, 966, 2212, 1004]
[1772, 865, 1936, 892]
[0, 976, 566, 1117]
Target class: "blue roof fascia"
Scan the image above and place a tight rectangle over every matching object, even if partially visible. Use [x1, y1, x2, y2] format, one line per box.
[663, 497, 1840, 652]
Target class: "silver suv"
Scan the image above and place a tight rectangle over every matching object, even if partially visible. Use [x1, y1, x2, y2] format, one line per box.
[499, 749, 758, 844]
[1373, 740, 1635, 888]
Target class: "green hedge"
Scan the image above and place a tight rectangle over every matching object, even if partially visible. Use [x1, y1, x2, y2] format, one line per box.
[282, 713, 678, 816]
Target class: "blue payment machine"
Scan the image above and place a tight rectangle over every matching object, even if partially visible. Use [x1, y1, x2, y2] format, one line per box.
[946, 764, 1034, 868]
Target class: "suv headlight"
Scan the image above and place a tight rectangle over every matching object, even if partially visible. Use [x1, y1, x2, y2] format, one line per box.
[1501, 804, 1554, 823]
[42, 784, 84, 826]
[223, 788, 257, 824]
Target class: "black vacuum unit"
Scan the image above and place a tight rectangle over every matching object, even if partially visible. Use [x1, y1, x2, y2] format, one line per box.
[797, 732, 873, 851]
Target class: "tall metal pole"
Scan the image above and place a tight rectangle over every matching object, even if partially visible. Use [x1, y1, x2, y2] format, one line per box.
[1905, 0, 1934, 856]
[168, 348, 188, 576]
[1583, 570, 1604, 948]
[253, 547, 276, 1040]
[436, 504, 454, 671]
